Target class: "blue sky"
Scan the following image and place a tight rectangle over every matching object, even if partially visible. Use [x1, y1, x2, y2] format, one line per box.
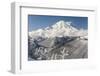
[28, 15, 88, 32]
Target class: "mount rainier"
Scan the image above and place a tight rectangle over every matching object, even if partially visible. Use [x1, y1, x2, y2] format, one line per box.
[28, 20, 88, 60]
[29, 20, 87, 39]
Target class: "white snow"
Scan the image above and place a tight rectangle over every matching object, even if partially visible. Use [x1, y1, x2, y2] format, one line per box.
[29, 20, 88, 39]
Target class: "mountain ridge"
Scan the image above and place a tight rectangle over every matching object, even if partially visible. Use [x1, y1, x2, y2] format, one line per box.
[29, 20, 87, 39]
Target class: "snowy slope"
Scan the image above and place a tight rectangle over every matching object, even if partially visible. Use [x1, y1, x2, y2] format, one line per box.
[29, 20, 87, 39]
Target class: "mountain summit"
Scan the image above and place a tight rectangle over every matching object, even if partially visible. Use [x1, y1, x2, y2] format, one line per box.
[52, 20, 67, 29]
[52, 20, 77, 31]
[52, 20, 78, 33]
[29, 20, 87, 39]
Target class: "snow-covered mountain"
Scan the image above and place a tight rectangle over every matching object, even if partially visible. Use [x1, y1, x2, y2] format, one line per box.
[28, 20, 88, 60]
[29, 20, 87, 39]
